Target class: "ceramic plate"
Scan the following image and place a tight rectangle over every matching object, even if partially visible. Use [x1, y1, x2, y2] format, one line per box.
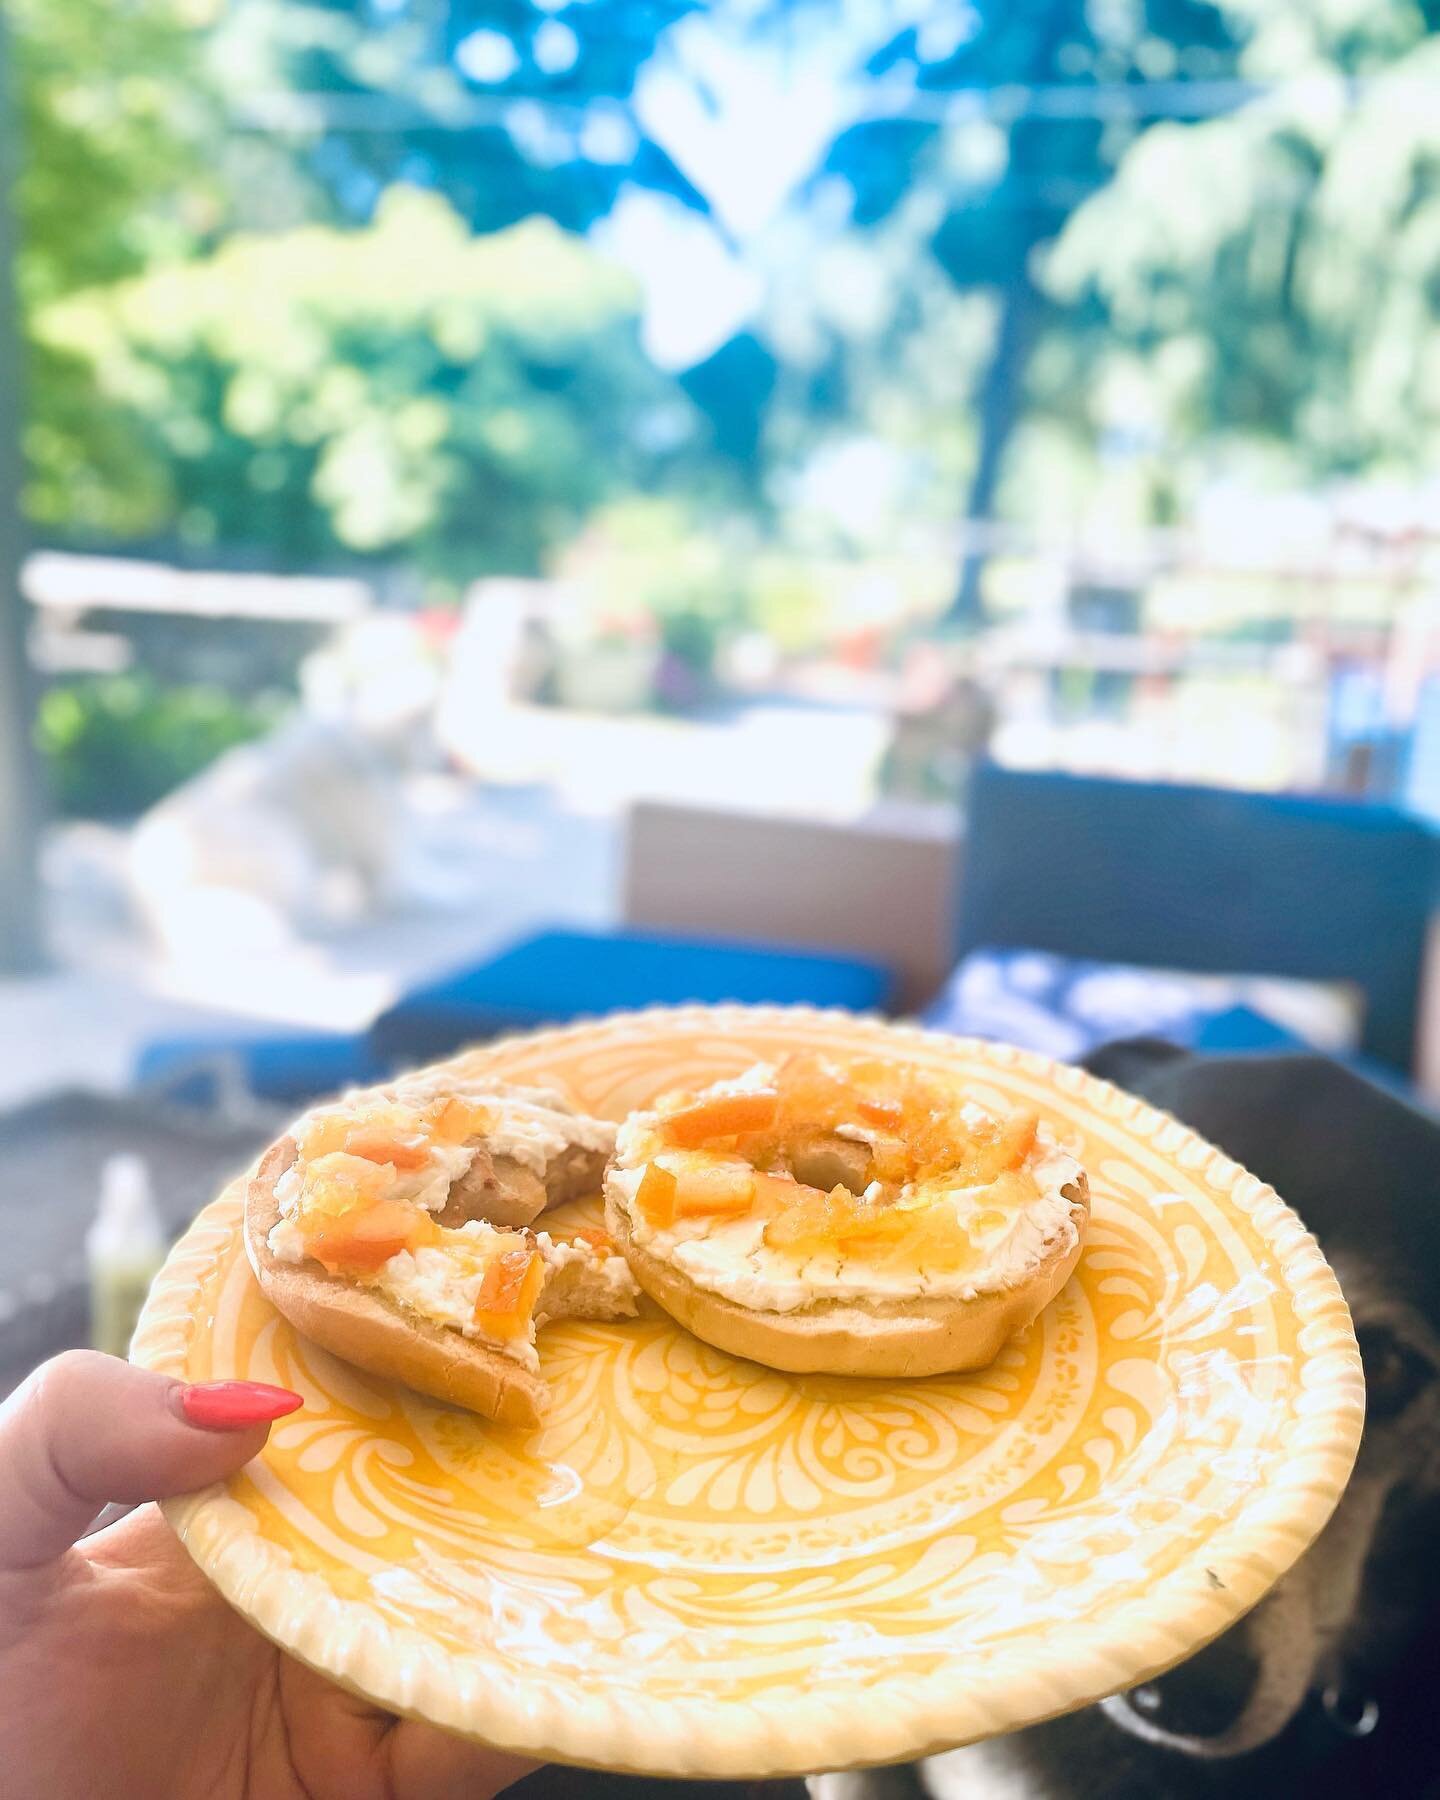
[131, 1007, 1363, 1779]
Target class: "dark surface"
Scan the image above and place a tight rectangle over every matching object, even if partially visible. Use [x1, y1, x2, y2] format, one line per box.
[0, 1086, 282, 1392]
[511, 1777, 808, 1800]
[955, 764, 1438, 1072]
[1085, 1040, 1440, 1317]
[1070, 1040, 1440, 1799]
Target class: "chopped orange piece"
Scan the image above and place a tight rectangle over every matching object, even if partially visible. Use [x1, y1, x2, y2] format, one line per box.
[771, 1054, 963, 1156]
[950, 1109, 1039, 1185]
[974, 1166, 1040, 1211]
[473, 1246, 545, 1339]
[749, 1169, 825, 1212]
[764, 1186, 910, 1256]
[634, 1162, 679, 1228]
[660, 1090, 779, 1148]
[866, 1134, 911, 1185]
[299, 1151, 392, 1212]
[298, 1113, 352, 1160]
[766, 1182, 1010, 1273]
[634, 1159, 760, 1224]
[343, 1128, 430, 1171]
[773, 1055, 853, 1132]
[302, 1105, 436, 1171]
[869, 1204, 976, 1274]
[674, 1162, 756, 1218]
[305, 1196, 435, 1276]
[635, 1061, 1044, 1263]
[903, 1118, 948, 1176]
[832, 1210, 915, 1255]
[759, 1193, 825, 1251]
[430, 1097, 491, 1143]
[570, 1226, 617, 1254]
[880, 1171, 1038, 1271]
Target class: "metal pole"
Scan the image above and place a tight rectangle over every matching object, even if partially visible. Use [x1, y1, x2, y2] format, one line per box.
[0, 12, 46, 973]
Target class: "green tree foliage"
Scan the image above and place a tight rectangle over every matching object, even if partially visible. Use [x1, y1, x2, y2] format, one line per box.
[815, 0, 1243, 616]
[8, 0, 228, 535]
[212, 0, 704, 233]
[7, 0, 219, 308]
[10, 0, 711, 556]
[36, 672, 279, 817]
[35, 188, 700, 583]
[1044, 1, 1440, 498]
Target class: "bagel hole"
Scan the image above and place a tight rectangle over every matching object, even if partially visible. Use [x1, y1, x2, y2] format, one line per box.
[786, 1133, 872, 1199]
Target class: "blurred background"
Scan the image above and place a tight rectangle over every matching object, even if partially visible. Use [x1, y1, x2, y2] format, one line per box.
[4, 1, 1440, 1376]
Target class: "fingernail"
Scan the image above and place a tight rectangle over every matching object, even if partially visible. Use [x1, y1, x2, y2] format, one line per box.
[178, 1381, 303, 1430]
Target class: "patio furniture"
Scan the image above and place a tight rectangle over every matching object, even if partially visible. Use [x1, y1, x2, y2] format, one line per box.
[623, 797, 958, 1011]
[922, 947, 1336, 1063]
[134, 1029, 384, 1109]
[950, 765, 1438, 1075]
[369, 926, 893, 1068]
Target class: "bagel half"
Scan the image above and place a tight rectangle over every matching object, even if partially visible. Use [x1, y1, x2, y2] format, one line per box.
[246, 1138, 548, 1426]
[605, 1172, 1088, 1379]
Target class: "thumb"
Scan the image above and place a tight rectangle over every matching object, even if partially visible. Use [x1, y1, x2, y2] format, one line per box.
[0, 1350, 300, 1572]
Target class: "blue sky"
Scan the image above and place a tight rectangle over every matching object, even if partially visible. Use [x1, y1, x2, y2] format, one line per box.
[587, 4, 932, 368]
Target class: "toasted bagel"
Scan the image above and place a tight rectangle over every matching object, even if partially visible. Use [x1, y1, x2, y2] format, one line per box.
[604, 1053, 1091, 1377]
[246, 1139, 549, 1426]
[605, 1175, 1087, 1378]
[243, 1069, 634, 1425]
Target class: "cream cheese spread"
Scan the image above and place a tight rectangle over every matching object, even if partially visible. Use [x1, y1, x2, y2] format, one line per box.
[264, 1076, 629, 1363]
[372, 1225, 631, 1370]
[388, 1073, 616, 1174]
[608, 1082, 1086, 1314]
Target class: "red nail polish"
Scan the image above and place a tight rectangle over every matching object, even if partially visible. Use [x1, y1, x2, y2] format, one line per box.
[179, 1381, 303, 1430]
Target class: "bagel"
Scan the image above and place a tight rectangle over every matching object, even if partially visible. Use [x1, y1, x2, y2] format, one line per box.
[244, 1066, 638, 1426]
[604, 1053, 1090, 1378]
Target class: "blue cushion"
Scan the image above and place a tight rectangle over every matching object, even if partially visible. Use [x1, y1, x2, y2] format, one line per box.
[1191, 1005, 1309, 1054]
[925, 948, 1440, 1106]
[135, 1031, 382, 1107]
[371, 928, 893, 1066]
[923, 949, 1315, 1060]
[957, 765, 1438, 1071]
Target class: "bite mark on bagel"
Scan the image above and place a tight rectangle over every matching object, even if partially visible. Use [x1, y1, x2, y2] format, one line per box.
[244, 1108, 632, 1425]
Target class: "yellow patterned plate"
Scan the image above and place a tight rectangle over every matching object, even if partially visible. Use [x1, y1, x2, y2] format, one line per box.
[131, 1007, 1364, 1779]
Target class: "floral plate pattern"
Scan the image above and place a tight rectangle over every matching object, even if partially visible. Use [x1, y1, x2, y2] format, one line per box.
[130, 1007, 1364, 1778]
